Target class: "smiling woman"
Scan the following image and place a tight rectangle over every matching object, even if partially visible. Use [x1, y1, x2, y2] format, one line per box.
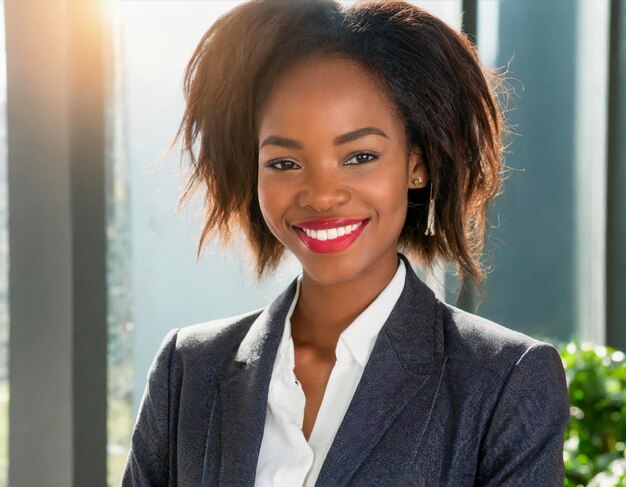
[121, 1, 569, 486]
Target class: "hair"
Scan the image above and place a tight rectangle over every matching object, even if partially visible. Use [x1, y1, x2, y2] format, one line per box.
[169, 0, 507, 291]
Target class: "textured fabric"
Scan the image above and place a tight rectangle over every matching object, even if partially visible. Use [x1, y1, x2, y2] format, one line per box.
[121, 252, 570, 487]
[255, 258, 406, 486]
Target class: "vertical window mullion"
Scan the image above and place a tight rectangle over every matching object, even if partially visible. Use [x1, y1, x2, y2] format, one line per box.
[573, 0, 610, 345]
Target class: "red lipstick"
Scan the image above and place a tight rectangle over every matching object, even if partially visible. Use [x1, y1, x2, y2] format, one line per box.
[292, 218, 369, 254]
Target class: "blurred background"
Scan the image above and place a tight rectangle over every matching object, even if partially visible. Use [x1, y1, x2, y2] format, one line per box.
[0, 0, 624, 486]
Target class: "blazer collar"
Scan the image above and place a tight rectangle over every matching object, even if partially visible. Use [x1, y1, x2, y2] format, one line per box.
[202, 252, 445, 486]
[230, 252, 442, 370]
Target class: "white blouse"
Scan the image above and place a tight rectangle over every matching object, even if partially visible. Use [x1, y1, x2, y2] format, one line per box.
[254, 258, 406, 486]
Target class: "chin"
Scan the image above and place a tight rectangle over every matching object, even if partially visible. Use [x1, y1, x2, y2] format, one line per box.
[297, 252, 370, 285]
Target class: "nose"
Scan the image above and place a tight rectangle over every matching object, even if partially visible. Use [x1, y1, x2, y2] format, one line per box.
[296, 167, 350, 212]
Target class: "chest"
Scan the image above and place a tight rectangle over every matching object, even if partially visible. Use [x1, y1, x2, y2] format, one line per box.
[174, 354, 491, 486]
[292, 344, 336, 440]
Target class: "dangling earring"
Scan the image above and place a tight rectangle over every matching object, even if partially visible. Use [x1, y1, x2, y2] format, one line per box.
[425, 181, 435, 236]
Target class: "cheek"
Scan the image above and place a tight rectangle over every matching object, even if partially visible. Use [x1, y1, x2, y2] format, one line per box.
[257, 174, 288, 233]
[256, 177, 274, 223]
[363, 169, 408, 218]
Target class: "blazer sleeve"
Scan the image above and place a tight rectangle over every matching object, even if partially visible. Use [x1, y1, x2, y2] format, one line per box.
[475, 342, 570, 487]
[121, 327, 180, 487]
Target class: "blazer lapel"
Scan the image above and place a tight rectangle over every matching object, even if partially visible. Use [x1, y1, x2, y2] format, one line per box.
[315, 252, 446, 486]
[202, 277, 299, 487]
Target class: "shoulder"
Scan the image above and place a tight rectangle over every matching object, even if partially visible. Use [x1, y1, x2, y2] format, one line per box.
[439, 303, 571, 484]
[438, 301, 569, 445]
[439, 301, 563, 384]
[437, 307, 570, 484]
[176, 307, 264, 352]
[159, 307, 265, 375]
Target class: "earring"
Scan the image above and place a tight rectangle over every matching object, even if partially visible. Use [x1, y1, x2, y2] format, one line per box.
[425, 181, 435, 236]
[410, 177, 423, 187]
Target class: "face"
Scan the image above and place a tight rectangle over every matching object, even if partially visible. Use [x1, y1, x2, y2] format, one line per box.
[257, 55, 428, 285]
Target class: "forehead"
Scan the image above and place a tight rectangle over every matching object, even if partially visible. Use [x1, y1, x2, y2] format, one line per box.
[258, 55, 403, 141]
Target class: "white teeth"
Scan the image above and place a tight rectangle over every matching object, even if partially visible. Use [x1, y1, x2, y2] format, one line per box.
[302, 221, 365, 241]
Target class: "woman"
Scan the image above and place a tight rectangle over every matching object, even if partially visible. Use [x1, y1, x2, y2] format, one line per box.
[122, 1, 569, 486]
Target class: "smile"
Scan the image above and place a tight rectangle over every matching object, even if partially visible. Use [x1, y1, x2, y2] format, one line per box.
[292, 219, 370, 254]
[302, 221, 364, 240]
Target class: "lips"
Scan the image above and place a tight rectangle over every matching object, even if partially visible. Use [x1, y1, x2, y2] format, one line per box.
[292, 218, 370, 254]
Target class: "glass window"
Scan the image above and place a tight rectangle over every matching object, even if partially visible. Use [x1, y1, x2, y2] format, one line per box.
[450, 0, 611, 345]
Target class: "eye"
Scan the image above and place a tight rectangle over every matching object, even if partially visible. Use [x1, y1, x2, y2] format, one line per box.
[344, 151, 379, 166]
[266, 160, 300, 170]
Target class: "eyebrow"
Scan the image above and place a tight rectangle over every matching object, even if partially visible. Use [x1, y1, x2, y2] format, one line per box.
[259, 126, 389, 150]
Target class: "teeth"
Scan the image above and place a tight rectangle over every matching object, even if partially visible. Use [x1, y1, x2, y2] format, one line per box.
[302, 222, 364, 241]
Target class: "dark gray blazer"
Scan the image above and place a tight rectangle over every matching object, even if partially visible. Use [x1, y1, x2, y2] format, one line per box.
[121, 252, 570, 486]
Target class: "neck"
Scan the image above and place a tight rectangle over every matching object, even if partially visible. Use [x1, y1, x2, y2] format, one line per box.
[290, 253, 400, 353]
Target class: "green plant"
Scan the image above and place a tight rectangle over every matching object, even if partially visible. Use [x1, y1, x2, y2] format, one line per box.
[559, 342, 626, 486]
[588, 458, 626, 486]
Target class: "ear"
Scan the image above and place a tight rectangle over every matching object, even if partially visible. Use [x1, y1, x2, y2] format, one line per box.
[407, 147, 429, 189]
